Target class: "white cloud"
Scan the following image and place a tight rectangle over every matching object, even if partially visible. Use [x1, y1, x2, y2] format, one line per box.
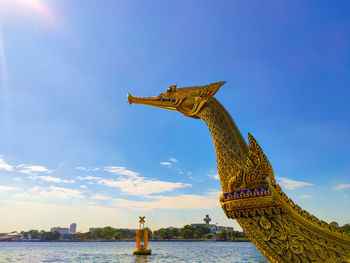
[160, 157, 177, 166]
[170, 157, 177, 163]
[299, 195, 312, 199]
[0, 200, 70, 212]
[0, 185, 19, 191]
[79, 165, 192, 196]
[112, 192, 218, 211]
[104, 166, 138, 177]
[29, 175, 74, 184]
[15, 186, 85, 200]
[12, 192, 32, 199]
[17, 164, 53, 175]
[333, 184, 350, 191]
[78, 176, 99, 180]
[187, 171, 192, 176]
[189, 176, 203, 182]
[78, 175, 191, 196]
[0, 156, 13, 171]
[57, 163, 65, 167]
[76, 166, 100, 172]
[79, 185, 87, 189]
[208, 173, 219, 180]
[13, 177, 23, 182]
[276, 177, 313, 190]
[91, 194, 111, 201]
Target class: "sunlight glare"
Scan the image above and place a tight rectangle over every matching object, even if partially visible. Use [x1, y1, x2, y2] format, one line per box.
[0, 0, 56, 26]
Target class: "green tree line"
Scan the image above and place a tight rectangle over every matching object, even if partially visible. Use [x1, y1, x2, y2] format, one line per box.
[153, 225, 248, 241]
[77, 225, 247, 241]
[21, 230, 60, 241]
[22, 222, 348, 241]
[77, 227, 152, 241]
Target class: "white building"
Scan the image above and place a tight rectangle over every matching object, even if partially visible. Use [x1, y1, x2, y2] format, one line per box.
[70, 223, 77, 233]
[215, 225, 234, 232]
[50, 227, 69, 235]
[191, 214, 234, 233]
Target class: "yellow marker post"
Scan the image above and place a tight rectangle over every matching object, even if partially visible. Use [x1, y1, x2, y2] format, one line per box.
[133, 216, 151, 255]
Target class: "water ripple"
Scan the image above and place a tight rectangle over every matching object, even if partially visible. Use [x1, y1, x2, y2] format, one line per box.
[0, 242, 268, 263]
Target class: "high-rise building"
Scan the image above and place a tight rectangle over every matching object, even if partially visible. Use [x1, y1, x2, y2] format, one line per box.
[70, 223, 77, 233]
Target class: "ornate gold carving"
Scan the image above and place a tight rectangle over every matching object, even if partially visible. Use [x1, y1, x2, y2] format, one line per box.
[129, 82, 350, 262]
[228, 133, 274, 192]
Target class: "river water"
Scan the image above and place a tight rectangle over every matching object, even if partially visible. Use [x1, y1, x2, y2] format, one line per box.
[0, 241, 268, 262]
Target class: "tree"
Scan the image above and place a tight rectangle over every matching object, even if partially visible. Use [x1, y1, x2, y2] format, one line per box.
[91, 229, 102, 239]
[199, 226, 210, 236]
[100, 226, 116, 240]
[227, 230, 234, 240]
[204, 233, 215, 240]
[40, 231, 60, 241]
[194, 229, 202, 239]
[340, 224, 350, 233]
[180, 228, 193, 239]
[170, 228, 179, 237]
[179, 225, 195, 239]
[154, 228, 173, 239]
[28, 230, 40, 239]
[79, 231, 92, 240]
[218, 228, 228, 241]
[113, 232, 123, 241]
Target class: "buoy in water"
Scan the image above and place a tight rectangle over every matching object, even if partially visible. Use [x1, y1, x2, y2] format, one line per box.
[133, 248, 152, 255]
[133, 216, 152, 255]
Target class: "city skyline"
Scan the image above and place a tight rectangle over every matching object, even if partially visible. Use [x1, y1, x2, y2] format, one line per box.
[1, 1, 350, 233]
[2, 215, 236, 234]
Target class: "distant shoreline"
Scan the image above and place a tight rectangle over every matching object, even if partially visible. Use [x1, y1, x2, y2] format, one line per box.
[1, 239, 251, 243]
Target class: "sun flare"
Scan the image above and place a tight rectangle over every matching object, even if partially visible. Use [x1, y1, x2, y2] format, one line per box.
[0, 0, 56, 26]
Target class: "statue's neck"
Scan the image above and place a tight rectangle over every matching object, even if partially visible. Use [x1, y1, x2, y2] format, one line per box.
[198, 98, 249, 191]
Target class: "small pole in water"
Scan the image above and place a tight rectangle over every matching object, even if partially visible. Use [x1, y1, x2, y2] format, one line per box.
[133, 216, 151, 255]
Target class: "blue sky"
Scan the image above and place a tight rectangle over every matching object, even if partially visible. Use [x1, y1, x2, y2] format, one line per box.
[0, 0, 349, 233]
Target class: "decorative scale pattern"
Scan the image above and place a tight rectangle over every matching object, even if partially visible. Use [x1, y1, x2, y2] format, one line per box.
[130, 81, 350, 263]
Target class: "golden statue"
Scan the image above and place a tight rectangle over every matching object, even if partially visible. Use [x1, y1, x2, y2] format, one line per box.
[128, 82, 350, 262]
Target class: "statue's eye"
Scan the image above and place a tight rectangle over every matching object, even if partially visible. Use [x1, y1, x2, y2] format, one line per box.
[166, 87, 173, 94]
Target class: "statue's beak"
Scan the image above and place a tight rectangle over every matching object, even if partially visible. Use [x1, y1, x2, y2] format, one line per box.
[127, 93, 133, 104]
[127, 93, 179, 111]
